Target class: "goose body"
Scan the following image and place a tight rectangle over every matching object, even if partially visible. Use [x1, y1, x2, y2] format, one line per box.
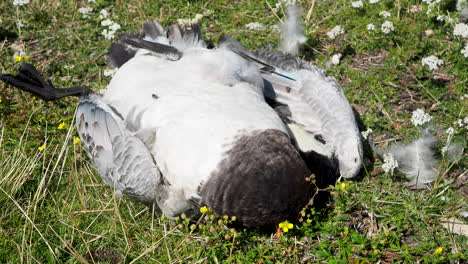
[0, 19, 362, 226]
[102, 47, 298, 218]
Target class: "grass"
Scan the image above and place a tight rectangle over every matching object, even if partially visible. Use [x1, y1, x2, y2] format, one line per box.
[0, 0, 466, 263]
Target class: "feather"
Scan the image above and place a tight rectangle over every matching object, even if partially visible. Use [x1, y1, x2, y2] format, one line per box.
[280, 5, 307, 55]
[386, 128, 440, 188]
[445, 143, 464, 163]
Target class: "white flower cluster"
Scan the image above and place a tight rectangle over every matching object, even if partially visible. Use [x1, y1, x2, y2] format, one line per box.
[454, 23, 468, 38]
[381, 21, 394, 34]
[421, 55, 444, 71]
[422, 0, 442, 4]
[326, 25, 345, 39]
[361, 128, 373, 139]
[382, 153, 398, 174]
[101, 19, 121, 40]
[13, 0, 29, 6]
[454, 117, 468, 128]
[366, 24, 375, 31]
[103, 68, 118, 77]
[178, 13, 205, 27]
[379, 11, 391, 18]
[411, 109, 432, 126]
[446, 127, 455, 135]
[369, 0, 380, 3]
[409, 5, 423, 13]
[245, 22, 266, 31]
[461, 44, 468, 57]
[351, 1, 363, 8]
[78, 7, 93, 18]
[99, 9, 109, 19]
[330, 53, 342, 65]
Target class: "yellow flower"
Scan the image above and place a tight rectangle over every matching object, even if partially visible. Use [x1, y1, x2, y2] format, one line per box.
[38, 144, 46, 151]
[73, 137, 80, 145]
[57, 122, 66, 130]
[434, 247, 443, 255]
[336, 182, 346, 190]
[279, 220, 293, 232]
[200, 206, 208, 214]
[24, 56, 31, 62]
[306, 219, 312, 223]
[14, 56, 22, 62]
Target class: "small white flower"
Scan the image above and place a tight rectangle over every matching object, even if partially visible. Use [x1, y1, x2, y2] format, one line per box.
[109, 22, 121, 32]
[381, 21, 394, 34]
[446, 127, 455, 135]
[102, 29, 113, 40]
[437, 15, 445, 21]
[382, 153, 398, 174]
[441, 146, 449, 153]
[351, 1, 363, 8]
[78, 7, 93, 18]
[103, 68, 117, 77]
[16, 20, 25, 27]
[177, 13, 205, 26]
[330, 53, 342, 66]
[369, 0, 380, 3]
[422, 0, 442, 4]
[409, 5, 422, 13]
[453, 23, 468, 38]
[64, 65, 75, 69]
[99, 9, 109, 19]
[366, 24, 376, 31]
[88, 0, 96, 3]
[101, 19, 113, 27]
[13, 0, 30, 6]
[461, 44, 468, 57]
[269, 25, 280, 32]
[326, 25, 345, 39]
[421, 55, 444, 71]
[454, 119, 464, 127]
[361, 128, 373, 139]
[411, 109, 432, 126]
[245, 22, 266, 31]
[379, 11, 391, 18]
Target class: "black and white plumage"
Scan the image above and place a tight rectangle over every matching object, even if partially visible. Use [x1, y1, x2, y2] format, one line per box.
[0, 18, 362, 226]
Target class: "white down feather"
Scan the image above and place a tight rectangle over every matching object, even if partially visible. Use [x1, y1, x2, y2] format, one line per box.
[280, 5, 307, 55]
[386, 128, 440, 188]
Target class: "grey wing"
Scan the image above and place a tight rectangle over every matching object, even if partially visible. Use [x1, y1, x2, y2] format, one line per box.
[76, 94, 166, 206]
[250, 50, 363, 179]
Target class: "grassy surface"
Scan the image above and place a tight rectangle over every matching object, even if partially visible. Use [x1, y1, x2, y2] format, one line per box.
[0, 0, 466, 263]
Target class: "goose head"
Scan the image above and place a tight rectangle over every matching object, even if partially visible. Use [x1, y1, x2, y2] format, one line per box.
[337, 138, 363, 179]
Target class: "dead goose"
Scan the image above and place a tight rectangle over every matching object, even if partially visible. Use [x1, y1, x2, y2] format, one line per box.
[0, 20, 362, 226]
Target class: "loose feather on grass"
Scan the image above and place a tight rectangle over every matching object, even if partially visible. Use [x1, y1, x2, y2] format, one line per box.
[280, 5, 307, 55]
[385, 128, 440, 188]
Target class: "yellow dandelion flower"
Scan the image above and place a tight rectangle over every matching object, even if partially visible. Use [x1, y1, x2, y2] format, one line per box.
[38, 143, 46, 151]
[434, 247, 443, 255]
[200, 206, 208, 214]
[279, 220, 293, 232]
[336, 182, 346, 190]
[73, 137, 80, 145]
[14, 56, 23, 62]
[57, 122, 66, 130]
